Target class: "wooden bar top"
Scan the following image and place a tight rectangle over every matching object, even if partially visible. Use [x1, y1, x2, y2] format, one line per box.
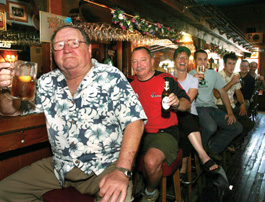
[0, 113, 52, 180]
[0, 113, 48, 154]
[0, 113, 46, 134]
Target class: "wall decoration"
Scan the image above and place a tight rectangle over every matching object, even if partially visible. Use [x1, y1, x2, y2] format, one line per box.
[0, 11, 6, 30]
[7, 0, 28, 23]
[40, 11, 69, 42]
[111, 8, 182, 42]
[210, 43, 233, 57]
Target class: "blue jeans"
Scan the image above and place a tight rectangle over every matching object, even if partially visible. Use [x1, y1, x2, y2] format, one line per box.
[196, 107, 243, 153]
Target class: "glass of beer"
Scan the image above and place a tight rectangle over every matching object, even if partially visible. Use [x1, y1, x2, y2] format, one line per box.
[10, 60, 37, 100]
[197, 65, 205, 84]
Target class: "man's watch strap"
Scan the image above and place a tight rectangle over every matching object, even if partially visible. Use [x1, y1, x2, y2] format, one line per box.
[115, 167, 132, 178]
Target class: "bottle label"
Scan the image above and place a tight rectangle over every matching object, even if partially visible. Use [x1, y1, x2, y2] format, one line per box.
[162, 96, 170, 110]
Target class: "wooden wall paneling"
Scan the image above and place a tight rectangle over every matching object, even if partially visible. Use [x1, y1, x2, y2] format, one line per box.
[122, 41, 131, 76]
[0, 143, 52, 181]
[116, 41, 123, 71]
[41, 0, 64, 74]
[259, 52, 265, 77]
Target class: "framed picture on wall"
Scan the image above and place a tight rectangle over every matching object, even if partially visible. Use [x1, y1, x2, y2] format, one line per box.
[0, 11, 7, 30]
[7, 0, 28, 23]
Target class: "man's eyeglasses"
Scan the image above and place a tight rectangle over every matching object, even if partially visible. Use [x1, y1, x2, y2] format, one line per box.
[53, 39, 86, 51]
[176, 56, 188, 60]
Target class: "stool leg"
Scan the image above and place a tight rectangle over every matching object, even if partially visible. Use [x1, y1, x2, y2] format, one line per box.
[173, 169, 182, 202]
[188, 155, 192, 202]
[162, 176, 167, 202]
[194, 154, 203, 195]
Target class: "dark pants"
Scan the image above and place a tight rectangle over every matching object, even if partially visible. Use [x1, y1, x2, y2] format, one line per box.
[217, 105, 254, 134]
[196, 107, 243, 154]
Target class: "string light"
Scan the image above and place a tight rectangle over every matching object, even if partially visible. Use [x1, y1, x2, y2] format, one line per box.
[5, 54, 16, 62]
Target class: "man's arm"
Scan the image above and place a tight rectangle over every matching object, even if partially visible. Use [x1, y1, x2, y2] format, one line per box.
[115, 119, 144, 170]
[218, 88, 236, 125]
[98, 119, 144, 202]
[177, 97, 191, 111]
[167, 93, 191, 112]
[213, 88, 221, 99]
[223, 74, 240, 92]
[168, 77, 191, 112]
[235, 89, 247, 116]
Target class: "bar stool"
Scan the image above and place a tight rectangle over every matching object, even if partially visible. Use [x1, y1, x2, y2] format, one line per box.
[42, 187, 95, 202]
[187, 152, 203, 202]
[133, 149, 183, 202]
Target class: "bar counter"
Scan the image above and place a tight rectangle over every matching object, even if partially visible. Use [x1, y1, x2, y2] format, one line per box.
[0, 113, 52, 180]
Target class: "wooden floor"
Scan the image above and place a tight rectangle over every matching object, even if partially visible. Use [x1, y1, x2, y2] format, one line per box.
[223, 112, 265, 202]
[133, 112, 265, 202]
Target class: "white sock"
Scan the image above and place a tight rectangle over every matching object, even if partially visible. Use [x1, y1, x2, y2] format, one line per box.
[145, 188, 157, 196]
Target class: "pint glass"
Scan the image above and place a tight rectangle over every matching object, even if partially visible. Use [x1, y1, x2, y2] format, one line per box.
[11, 61, 38, 100]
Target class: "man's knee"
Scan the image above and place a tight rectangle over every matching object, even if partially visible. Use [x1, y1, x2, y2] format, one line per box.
[144, 149, 164, 174]
[203, 123, 218, 136]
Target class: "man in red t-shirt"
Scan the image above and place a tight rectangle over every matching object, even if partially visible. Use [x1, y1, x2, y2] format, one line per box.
[128, 47, 190, 202]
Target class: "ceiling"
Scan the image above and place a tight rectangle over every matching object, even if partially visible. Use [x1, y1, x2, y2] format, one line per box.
[206, 0, 265, 50]
[80, 0, 265, 54]
[13, 0, 265, 54]
[196, 0, 263, 7]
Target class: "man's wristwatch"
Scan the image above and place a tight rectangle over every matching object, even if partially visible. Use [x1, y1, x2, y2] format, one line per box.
[173, 101, 180, 110]
[115, 167, 132, 178]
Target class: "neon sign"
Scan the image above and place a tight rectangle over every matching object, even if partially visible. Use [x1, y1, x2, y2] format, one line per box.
[0, 42, 11, 48]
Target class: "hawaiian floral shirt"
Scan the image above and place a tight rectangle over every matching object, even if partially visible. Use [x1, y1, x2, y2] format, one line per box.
[215, 69, 241, 108]
[23, 59, 147, 186]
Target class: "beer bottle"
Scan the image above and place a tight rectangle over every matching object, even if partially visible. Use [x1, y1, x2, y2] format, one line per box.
[161, 79, 171, 117]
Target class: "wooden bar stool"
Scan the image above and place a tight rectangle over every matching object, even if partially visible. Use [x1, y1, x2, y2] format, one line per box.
[133, 149, 183, 202]
[43, 187, 95, 202]
[187, 152, 203, 202]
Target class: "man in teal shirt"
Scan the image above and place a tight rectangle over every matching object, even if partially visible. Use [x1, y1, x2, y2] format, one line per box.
[189, 49, 242, 159]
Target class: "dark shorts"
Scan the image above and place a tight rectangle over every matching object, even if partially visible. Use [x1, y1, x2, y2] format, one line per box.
[140, 130, 179, 166]
[177, 111, 200, 136]
[177, 111, 200, 157]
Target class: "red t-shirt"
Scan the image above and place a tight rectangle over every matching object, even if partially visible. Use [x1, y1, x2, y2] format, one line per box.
[128, 71, 190, 133]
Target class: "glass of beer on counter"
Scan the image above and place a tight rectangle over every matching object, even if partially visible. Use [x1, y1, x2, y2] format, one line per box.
[10, 60, 38, 100]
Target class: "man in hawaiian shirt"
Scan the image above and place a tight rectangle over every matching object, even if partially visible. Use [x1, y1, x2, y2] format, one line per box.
[214, 53, 253, 146]
[213, 53, 247, 116]
[0, 25, 147, 202]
